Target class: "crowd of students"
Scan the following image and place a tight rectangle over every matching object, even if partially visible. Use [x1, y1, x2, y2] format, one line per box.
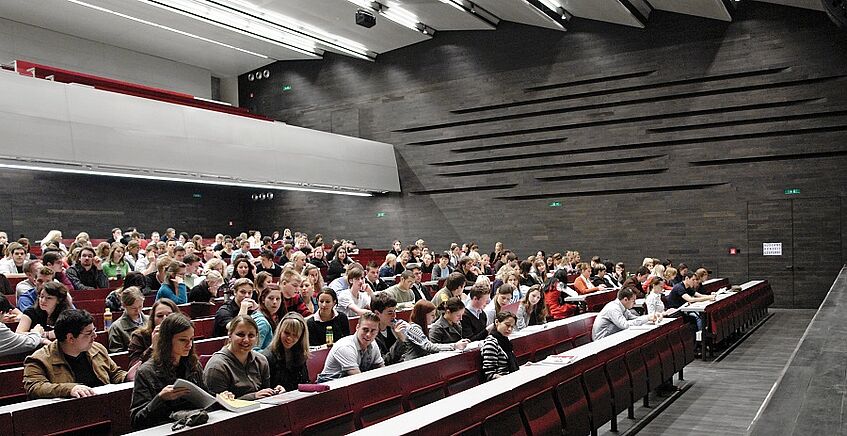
[0, 228, 714, 430]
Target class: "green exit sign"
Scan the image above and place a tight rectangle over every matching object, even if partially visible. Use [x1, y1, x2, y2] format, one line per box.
[282, 85, 292, 92]
[784, 188, 801, 195]
[376, 212, 386, 217]
[549, 201, 562, 207]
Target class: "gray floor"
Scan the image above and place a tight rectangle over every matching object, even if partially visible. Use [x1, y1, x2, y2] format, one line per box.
[598, 308, 816, 436]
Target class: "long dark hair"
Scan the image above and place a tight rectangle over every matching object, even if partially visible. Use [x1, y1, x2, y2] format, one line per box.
[258, 286, 282, 333]
[411, 300, 437, 337]
[231, 257, 256, 281]
[269, 312, 310, 368]
[42, 281, 71, 325]
[137, 298, 180, 337]
[152, 313, 199, 377]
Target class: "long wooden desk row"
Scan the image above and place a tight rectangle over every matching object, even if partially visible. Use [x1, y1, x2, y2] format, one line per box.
[350, 317, 694, 436]
[0, 314, 595, 436]
[129, 314, 599, 436]
[0, 335, 227, 408]
[681, 279, 773, 359]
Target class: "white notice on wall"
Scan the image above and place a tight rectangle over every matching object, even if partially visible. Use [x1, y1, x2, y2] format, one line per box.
[763, 242, 782, 256]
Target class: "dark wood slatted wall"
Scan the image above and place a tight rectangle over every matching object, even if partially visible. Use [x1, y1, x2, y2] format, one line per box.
[240, 5, 846, 307]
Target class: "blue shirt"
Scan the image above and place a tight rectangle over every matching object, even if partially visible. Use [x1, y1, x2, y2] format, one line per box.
[156, 282, 187, 305]
[17, 288, 37, 312]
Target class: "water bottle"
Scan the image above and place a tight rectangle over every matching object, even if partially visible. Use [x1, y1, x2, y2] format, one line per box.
[103, 308, 113, 330]
[325, 326, 334, 347]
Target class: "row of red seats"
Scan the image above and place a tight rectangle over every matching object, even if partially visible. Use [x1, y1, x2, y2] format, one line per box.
[704, 280, 774, 357]
[353, 317, 695, 436]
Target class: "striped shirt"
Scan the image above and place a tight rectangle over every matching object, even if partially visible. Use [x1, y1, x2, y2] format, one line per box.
[481, 335, 511, 381]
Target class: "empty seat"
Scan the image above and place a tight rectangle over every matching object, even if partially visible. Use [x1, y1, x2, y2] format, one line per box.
[482, 403, 528, 436]
[556, 374, 592, 436]
[446, 371, 480, 396]
[404, 382, 446, 411]
[625, 349, 649, 408]
[642, 340, 664, 393]
[521, 388, 564, 436]
[605, 355, 633, 416]
[573, 333, 591, 347]
[583, 364, 614, 433]
[358, 394, 405, 428]
[657, 335, 676, 382]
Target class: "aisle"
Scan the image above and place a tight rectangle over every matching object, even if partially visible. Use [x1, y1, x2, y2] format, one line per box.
[598, 308, 815, 436]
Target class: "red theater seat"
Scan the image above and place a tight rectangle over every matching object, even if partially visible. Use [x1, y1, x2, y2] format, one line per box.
[555, 375, 592, 436]
[521, 388, 563, 436]
[482, 403, 528, 436]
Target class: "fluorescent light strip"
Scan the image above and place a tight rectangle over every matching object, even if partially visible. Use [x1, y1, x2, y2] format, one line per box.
[217, 0, 373, 59]
[139, 0, 321, 57]
[346, 0, 429, 33]
[63, 0, 270, 59]
[536, 0, 561, 13]
[0, 163, 373, 197]
[438, 0, 466, 12]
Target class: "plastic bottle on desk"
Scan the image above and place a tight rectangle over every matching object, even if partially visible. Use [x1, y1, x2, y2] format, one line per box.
[104, 308, 113, 330]
[325, 326, 334, 347]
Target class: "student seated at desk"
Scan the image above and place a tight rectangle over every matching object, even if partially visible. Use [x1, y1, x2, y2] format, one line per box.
[188, 270, 223, 303]
[429, 297, 466, 345]
[203, 315, 280, 400]
[646, 277, 676, 317]
[385, 270, 419, 309]
[430, 272, 468, 315]
[23, 309, 128, 399]
[592, 288, 659, 341]
[0, 305, 49, 357]
[404, 300, 468, 362]
[306, 288, 351, 347]
[516, 285, 548, 330]
[666, 272, 714, 330]
[156, 261, 188, 305]
[573, 262, 606, 295]
[462, 283, 492, 342]
[484, 284, 514, 328]
[481, 311, 519, 381]
[621, 266, 650, 299]
[108, 286, 148, 353]
[252, 283, 284, 351]
[316, 311, 384, 382]
[128, 298, 179, 368]
[371, 292, 408, 365]
[262, 312, 310, 392]
[16, 281, 72, 341]
[131, 313, 217, 430]
[214, 278, 258, 337]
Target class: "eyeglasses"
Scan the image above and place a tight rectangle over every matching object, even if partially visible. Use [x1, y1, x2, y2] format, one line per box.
[80, 329, 97, 338]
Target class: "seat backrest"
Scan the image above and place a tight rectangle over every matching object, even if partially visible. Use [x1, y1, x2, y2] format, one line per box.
[583, 364, 613, 430]
[521, 388, 562, 436]
[625, 349, 649, 400]
[482, 403, 528, 436]
[604, 355, 632, 415]
[555, 375, 592, 436]
[306, 348, 331, 383]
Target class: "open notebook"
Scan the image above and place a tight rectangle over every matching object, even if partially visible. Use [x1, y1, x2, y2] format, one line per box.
[172, 379, 260, 413]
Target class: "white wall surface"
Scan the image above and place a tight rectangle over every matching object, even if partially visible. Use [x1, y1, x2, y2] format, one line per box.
[0, 17, 212, 98]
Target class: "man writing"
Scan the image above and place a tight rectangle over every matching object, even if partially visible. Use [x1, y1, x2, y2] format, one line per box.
[592, 288, 659, 341]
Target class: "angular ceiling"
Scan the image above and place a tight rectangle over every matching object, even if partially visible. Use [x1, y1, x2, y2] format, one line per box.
[0, 0, 832, 78]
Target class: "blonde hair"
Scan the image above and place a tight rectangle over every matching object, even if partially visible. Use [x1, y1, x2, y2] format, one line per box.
[42, 230, 63, 245]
